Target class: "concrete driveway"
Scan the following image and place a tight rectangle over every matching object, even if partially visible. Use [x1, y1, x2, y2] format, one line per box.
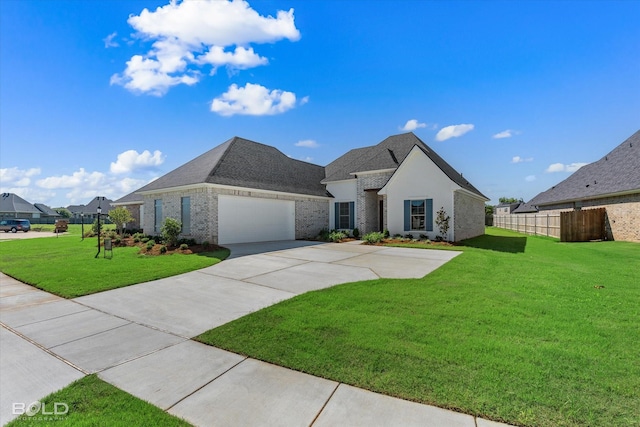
[74, 240, 461, 337]
[0, 241, 491, 427]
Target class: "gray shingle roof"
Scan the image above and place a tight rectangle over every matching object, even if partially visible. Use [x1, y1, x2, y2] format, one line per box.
[135, 137, 330, 198]
[34, 203, 60, 216]
[112, 190, 144, 205]
[324, 132, 487, 199]
[0, 193, 41, 214]
[527, 130, 640, 207]
[68, 197, 114, 214]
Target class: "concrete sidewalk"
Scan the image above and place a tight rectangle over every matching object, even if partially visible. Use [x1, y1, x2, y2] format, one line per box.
[1, 241, 512, 426]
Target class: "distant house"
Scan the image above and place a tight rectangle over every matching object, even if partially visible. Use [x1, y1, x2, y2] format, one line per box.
[519, 130, 640, 242]
[114, 133, 488, 244]
[34, 204, 61, 220]
[67, 197, 114, 221]
[0, 193, 42, 219]
[0, 193, 58, 221]
[495, 203, 522, 215]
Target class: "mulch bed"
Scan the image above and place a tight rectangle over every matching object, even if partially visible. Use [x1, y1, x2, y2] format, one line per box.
[112, 237, 224, 255]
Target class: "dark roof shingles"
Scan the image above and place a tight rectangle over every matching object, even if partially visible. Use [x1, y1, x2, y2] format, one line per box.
[135, 137, 329, 198]
[528, 130, 640, 206]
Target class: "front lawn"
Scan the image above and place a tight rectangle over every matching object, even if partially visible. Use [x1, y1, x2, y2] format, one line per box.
[196, 228, 639, 426]
[6, 375, 191, 426]
[0, 234, 229, 298]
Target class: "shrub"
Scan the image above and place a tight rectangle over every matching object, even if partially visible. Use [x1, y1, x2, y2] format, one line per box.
[318, 229, 330, 241]
[161, 218, 182, 247]
[146, 240, 156, 251]
[328, 231, 347, 242]
[178, 238, 196, 246]
[383, 229, 390, 238]
[393, 233, 402, 238]
[159, 245, 167, 254]
[404, 233, 414, 239]
[435, 207, 451, 241]
[419, 234, 429, 241]
[141, 237, 150, 243]
[114, 237, 122, 245]
[133, 236, 141, 243]
[363, 231, 384, 244]
[352, 228, 360, 239]
[180, 243, 189, 251]
[202, 241, 210, 248]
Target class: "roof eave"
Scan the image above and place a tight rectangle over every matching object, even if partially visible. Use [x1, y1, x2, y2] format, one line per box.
[536, 187, 640, 207]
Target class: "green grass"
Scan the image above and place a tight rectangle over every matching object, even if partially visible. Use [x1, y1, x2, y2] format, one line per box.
[0, 232, 229, 298]
[196, 228, 639, 427]
[6, 375, 191, 426]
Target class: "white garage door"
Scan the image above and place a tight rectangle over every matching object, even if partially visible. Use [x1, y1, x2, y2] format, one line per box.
[218, 195, 295, 244]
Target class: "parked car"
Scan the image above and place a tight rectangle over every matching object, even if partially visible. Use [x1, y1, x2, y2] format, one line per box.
[0, 219, 31, 233]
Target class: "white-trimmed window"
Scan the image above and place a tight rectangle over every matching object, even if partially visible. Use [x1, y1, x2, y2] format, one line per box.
[403, 199, 433, 231]
[334, 201, 354, 229]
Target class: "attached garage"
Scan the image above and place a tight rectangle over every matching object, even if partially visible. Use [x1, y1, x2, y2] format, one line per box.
[218, 195, 295, 244]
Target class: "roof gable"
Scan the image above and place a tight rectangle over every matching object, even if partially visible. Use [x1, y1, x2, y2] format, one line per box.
[324, 132, 487, 199]
[527, 130, 640, 206]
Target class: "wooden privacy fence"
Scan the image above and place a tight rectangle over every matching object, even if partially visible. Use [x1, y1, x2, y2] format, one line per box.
[560, 208, 606, 242]
[493, 213, 561, 238]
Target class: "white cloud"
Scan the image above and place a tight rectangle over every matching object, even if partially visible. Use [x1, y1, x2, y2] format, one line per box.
[104, 32, 119, 48]
[525, 175, 536, 182]
[511, 156, 533, 163]
[0, 167, 41, 185]
[110, 54, 200, 96]
[493, 129, 518, 139]
[211, 83, 298, 116]
[435, 124, 474, 141]
[196, 46, 267, 72]
[111, 0, 299, 96]
[110, 150, 165, 174]
[295, 139, 319, 148]
[36, 168, 108, 189]
[545, 162, 588, 173]
[400, 119, 426, 132]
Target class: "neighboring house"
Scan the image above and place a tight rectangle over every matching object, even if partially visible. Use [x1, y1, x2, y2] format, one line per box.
[115, 133, 488, 244]
[68, 197, 114, 221]
[33, 203, 61, 220]
[495, 203, 522, 215]
[518, 129, 640, 242]
[0, 193, 43, 219]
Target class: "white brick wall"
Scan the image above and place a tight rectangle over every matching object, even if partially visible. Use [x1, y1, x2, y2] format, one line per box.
[453, 191, 485, 241]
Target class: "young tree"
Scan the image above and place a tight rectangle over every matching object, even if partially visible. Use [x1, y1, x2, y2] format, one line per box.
[499, 197, 523, 204]
[434, 207, 450, 241]
[54, 208, 72, 218]
[108, 207, 135, 235]
[161, 217, 182, 247]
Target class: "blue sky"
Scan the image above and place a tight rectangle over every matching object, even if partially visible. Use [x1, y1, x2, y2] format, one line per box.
[1, 0, 638, 208]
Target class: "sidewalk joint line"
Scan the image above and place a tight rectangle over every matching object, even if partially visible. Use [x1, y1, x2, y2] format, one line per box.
[165, 356, 249, 411]
[309, 382, 340, 426]
[0, 321, 89, 375]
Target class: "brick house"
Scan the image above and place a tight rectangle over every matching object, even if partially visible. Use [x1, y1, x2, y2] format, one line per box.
[517, 130, 640, 242]
[113, 133, 488, 244]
